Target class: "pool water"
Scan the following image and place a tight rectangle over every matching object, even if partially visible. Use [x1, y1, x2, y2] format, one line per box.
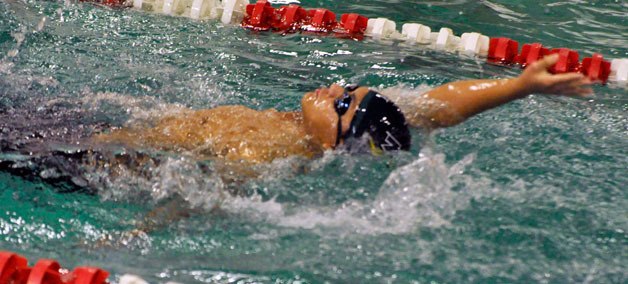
[1, 0, 626, 283]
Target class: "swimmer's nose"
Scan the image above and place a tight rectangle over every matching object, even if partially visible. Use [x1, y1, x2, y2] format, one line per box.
[316, 86, 335, 98]
[330, 83, 343, 91]
[329, 84, 345, 97]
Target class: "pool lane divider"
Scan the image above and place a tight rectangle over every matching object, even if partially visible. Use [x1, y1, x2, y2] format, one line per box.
[0, 251, 109, 284]
[235, 0, 625, 84]
[79, 0, 628, 84]
[0, 251, 183, 284]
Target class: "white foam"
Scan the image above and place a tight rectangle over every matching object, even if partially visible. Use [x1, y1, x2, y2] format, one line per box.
[201, 149, 479, 236]
[79, 91, 187, 126]
[85, 135, 477, 236]
[91, 154, 225, 210]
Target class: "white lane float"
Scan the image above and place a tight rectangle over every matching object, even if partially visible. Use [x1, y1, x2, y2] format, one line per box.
[133, 0, 165, 12]
[218, 0, 249, 24]
[401, 23, 431, 44]
[431, 27, 460, 51]
[189, 0, 220, 19]
[132, 0, 246, 22]
[162, 0, 175, 15]
[162, 0, 219, 18]
[459, 32, 490, 56]
[365, 18, 400, 40]
[610, 59, 628, 82]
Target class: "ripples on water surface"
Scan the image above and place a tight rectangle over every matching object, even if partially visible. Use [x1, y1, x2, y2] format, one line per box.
[0, 0, 626, 283]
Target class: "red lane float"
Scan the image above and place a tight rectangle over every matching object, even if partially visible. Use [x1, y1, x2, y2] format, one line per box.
[79, 0, 128, 8]
[549, 48, 580, 74]
[0, 251, 109, 284]
[0, 252, 29, 283]
[274, 4, 307, 32]
[488, 37, 519, 64]
[302, 8, 337, 33]
[242, 0, 277, 31]
[242, 0, 368, 38]
[68, 267, 110, 284]
[581, 53, 611, 83]
[516, 43, 550, 68]
[336, 13, 368, 35]
[28, 260, 64, 284]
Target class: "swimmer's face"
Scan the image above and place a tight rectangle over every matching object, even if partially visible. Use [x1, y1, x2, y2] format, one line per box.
[301, 84, 370, 149]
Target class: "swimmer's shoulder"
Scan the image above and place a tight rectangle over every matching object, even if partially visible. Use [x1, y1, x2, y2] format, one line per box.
[183, 105, 302, 128]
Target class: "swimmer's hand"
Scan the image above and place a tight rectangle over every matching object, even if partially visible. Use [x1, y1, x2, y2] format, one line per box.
[517, 54, 594, 97]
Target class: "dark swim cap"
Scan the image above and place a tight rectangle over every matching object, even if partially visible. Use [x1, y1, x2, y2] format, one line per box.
[343, 90, 411, 152]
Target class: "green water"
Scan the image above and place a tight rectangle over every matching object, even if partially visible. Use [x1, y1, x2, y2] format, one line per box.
[1, 0, 627, 283]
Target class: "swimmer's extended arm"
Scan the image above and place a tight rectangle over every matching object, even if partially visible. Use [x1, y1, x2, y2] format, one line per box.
[411, 54, 593, 128]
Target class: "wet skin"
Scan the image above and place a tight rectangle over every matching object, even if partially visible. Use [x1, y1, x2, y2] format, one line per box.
[95, 54, 593, 164]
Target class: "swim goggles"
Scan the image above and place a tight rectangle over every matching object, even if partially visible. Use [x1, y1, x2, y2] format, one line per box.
[333, 84, 360, 147]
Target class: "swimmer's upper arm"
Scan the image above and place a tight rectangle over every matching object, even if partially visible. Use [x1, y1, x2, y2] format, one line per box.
[385, 90, 462, 130]
[421, 78, 525, 127]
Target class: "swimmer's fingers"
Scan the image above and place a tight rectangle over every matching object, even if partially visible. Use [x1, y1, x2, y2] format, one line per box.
[529, 53, 560, 72]
[568, 77, 594, 97]
[546, 72, 586, 86]
[520, 54, 568, 94]
[525, 54, 595, 97]
[546, 76, 594, 97]
[541, 78, 593, 97]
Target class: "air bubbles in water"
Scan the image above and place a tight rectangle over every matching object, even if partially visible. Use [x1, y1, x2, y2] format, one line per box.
[36, 17, 46, 32]
[4, 16, 45, 58]
[7, 50, 19, 58]
[57, 8, 65, 22]
[6, 30, 24, 57]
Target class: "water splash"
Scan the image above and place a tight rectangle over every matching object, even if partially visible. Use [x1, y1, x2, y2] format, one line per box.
[79, 90, 188, 127]
[4, 14, 46, 58]
[212, 149, 478, 235]
[6, 29, 24, 58]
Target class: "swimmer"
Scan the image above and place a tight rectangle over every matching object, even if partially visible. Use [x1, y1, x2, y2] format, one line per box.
[0, 54, 593, 194]
[89, 53, 594, 239]
[2, 54, 588, 240]
[96, 54, 593, 164]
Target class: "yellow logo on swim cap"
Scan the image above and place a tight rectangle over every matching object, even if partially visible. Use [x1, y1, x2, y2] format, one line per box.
[369, 138, 383, 156]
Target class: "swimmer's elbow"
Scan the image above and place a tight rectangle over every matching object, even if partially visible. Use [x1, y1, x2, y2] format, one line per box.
[430, 114, 468, 128]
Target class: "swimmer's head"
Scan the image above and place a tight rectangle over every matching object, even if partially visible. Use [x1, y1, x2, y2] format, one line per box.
[301, 84, 411, 152]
